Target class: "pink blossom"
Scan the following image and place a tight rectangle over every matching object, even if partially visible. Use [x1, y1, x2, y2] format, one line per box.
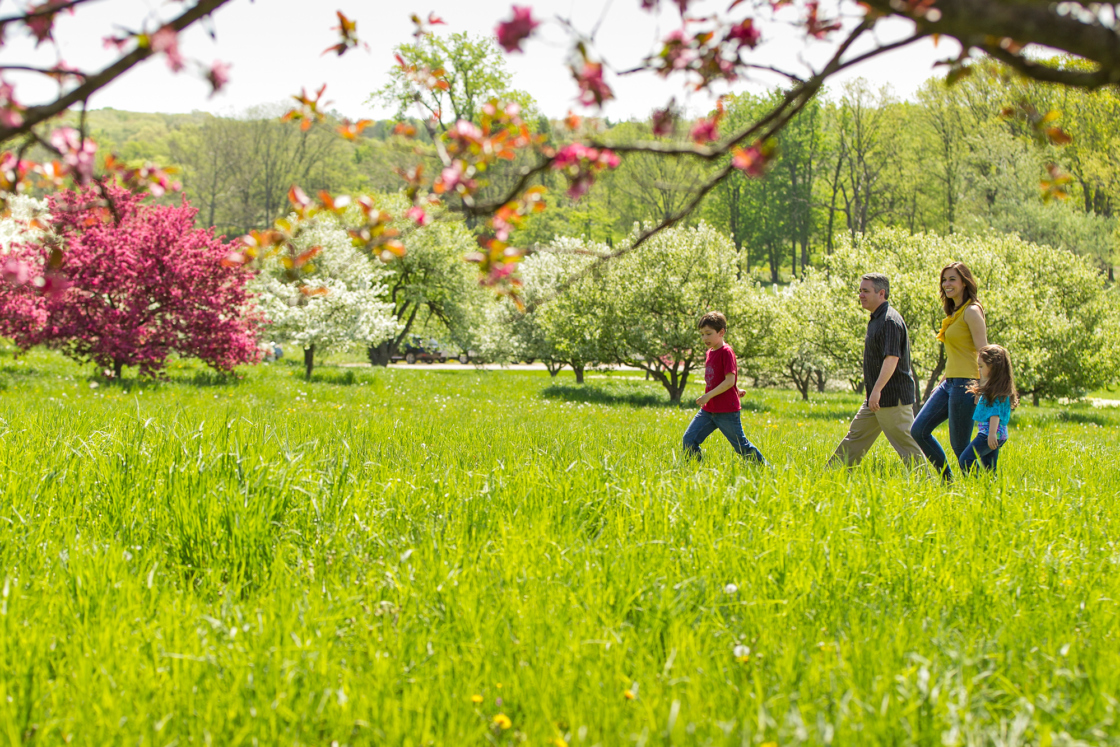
[50, 127, 97, 184]
[652, 107, 677, 137]
[690, 117, 719, 144]
[0, 80, 23, 128]
[727, 18, 761, 49]
[732, 144, 772, 177]
[495, 6, 539, 53]
[150, 26, 184, 72]
[206, 61, 231, 96]
[450, 119, 483, 141]
[0, 187, 263, 376]
[574, 61, 613, 108]
[406, 205, 430, 226]
[2, 257, 30, 286]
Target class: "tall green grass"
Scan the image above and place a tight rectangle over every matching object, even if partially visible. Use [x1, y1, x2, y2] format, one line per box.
[1, 350, 1119, 745]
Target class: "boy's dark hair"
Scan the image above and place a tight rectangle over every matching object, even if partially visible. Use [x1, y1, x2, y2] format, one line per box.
[697, 311, 727, 332]
[861, 272, 890, 300]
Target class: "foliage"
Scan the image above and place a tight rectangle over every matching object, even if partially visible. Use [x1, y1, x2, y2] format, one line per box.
[0, 188, 261, 377]
[365, 193, 488, 366]
[250, 213, 397, 379]
[802, 228, 1120, 403]
[479, 239, 608, 379]
[600, 223, 741, 402]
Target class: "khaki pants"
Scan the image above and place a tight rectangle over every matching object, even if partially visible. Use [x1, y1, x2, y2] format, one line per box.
[829, 403, 931, 474]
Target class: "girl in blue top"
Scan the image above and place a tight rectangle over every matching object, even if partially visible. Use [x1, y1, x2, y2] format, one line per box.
[959, 344, 1019, 474]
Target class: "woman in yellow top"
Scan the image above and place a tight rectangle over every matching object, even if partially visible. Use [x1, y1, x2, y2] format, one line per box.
[912, 262, 989, 481]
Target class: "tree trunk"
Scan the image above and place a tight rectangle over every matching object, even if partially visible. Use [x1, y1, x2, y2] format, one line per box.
[573, 363, 585, 384]
[814, 368, 827, 393]
[368, 341, 392, 367]
[546, 360, 564, 377]
[113, 359, 123, 380]
[304, 345, 315, 381]
[1033, 390, 1040, 407]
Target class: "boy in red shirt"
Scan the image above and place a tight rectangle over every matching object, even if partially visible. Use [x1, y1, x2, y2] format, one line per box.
[682, 311, 767, 464]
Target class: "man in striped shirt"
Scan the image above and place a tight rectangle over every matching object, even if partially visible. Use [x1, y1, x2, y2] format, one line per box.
[828, 273, 929, 473]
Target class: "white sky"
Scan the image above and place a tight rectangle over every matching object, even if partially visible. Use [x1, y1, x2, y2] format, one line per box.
[0, 0, 962, 120]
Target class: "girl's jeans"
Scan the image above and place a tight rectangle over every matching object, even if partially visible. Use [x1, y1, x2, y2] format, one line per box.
[958, 433, 1006, 473]
[912, 378, 975, 479]
[682, 409, 766, 464]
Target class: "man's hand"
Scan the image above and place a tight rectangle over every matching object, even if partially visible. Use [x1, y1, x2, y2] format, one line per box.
[696, 393, 711, 406]
[868, 389, 882, 412]
[987, 432, 999, 450]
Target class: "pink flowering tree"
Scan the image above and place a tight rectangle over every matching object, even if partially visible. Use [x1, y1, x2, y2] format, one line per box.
[0, 1, 1116, 303]
[0, 187, 262, 378]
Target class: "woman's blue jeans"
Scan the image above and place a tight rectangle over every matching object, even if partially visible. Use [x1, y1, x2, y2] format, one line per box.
[682, 409, 766, 464]
[912, 378, 975, 479]
[958, 433, 1005, 474]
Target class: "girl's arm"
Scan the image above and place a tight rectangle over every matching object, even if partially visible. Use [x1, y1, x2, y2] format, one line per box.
[964, 305, 989, 351]
[987, 415, 1000, 449]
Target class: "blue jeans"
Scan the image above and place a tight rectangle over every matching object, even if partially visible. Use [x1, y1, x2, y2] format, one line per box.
[958, 433, 1005, 474]
[912, 378, 975, 479]
[682, 409, 766, 464]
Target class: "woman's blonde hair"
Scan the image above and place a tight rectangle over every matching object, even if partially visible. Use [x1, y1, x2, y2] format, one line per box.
[967, 344, 1019, 409]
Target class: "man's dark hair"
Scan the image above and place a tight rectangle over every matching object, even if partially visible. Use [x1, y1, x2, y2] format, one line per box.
[861, 273, 890, 300]
[697, 311, 727, 332]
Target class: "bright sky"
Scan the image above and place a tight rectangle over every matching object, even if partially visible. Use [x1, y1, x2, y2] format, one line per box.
[1, 0, 962, 121]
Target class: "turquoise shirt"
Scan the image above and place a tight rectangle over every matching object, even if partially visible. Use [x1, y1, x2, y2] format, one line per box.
[973, 395, 1011, 441]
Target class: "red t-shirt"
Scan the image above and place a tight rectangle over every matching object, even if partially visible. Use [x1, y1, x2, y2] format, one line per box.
[703, 343, 740, 413]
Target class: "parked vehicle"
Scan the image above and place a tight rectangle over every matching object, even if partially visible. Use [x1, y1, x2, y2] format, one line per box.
[389, 337, 476, 365]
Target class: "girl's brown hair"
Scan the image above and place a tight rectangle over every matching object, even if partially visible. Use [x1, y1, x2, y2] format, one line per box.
[967, 344, 1019, 409]
[939, 261, 981, 316]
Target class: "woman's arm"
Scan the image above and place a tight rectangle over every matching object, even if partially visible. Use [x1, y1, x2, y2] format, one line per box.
[964, 305, 989, 351]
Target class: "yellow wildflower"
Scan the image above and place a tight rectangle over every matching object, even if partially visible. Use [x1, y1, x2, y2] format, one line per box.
[470, 694, 483, 705]
[550, 738, 569, 747]
[624, 689, 635, 700]
[492, 713, 512, 730]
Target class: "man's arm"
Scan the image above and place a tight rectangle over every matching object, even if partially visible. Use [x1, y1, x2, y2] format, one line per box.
[867, 355, 899, 411]
[697, 372, 736, 405]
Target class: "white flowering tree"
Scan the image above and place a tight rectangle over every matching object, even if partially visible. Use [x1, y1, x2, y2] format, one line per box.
[475, 241, 606, 380]
[600, 223, 742, 403]
[0, 195, 48, 253]
[364, 194, 488, 366]
[251, 215, 397, 380]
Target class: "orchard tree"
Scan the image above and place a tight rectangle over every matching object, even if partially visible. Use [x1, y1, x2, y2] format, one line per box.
[0, 187, 262, 378]
[363, 194, 487, 366]
[820, 228, 1120, 406]
[251, 213, 397, 380]
[526, 238, 609, 382]
[2, 1, 1120, 306]
[600, 222, 740, 403]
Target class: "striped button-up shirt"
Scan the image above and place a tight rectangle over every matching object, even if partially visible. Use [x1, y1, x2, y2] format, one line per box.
[863, 300, 915, 407]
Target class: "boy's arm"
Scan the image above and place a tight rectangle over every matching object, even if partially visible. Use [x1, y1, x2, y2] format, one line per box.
[697, 372, 736, 405]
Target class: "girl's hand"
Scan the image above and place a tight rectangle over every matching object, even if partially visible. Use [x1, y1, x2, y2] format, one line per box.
[987, 432, 999, 450]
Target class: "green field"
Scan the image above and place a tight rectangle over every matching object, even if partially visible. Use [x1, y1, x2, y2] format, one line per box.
[2, 350, 1119, 746]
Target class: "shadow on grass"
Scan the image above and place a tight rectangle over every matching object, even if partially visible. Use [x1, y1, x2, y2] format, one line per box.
[1017, 408, 1118, 428]
[542, 383, 770, 412]
[310, 369, 377, 386]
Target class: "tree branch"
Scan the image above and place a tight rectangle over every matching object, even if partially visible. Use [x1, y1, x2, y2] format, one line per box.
[0, 0, 234, 145]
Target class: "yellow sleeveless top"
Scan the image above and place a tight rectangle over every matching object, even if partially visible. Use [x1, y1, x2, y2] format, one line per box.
[940, 303, 980, 379]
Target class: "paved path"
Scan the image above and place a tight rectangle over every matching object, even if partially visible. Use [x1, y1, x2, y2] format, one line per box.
[340, 362, 645, 373]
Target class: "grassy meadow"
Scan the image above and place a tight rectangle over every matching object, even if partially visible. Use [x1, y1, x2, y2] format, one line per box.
[1, 349, 1119, 746]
